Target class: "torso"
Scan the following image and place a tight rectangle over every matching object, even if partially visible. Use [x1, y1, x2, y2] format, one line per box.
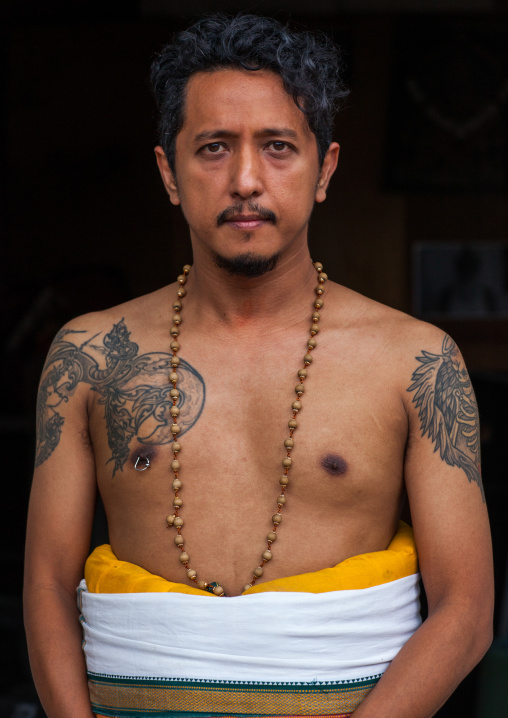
[76, 280, 413, 596]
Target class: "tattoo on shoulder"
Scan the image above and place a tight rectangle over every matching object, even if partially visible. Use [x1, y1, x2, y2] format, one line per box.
[35, 319, 206, 473]
[407, 334, 484, 501]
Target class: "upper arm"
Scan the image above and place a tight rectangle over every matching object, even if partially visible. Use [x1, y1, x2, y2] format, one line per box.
[403, 329, 493, 621]
[25, 322, 98, 597]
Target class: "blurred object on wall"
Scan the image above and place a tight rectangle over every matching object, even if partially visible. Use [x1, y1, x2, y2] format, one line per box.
[385, 16, 508, 191]
[413, 241, 508, 319]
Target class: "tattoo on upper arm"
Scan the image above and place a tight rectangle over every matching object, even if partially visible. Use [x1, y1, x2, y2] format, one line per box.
[407, 334, 484, 501]
[35, 319, 206, 473]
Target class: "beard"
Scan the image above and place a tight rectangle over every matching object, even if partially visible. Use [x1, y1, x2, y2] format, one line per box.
[212, 251, 280, 278]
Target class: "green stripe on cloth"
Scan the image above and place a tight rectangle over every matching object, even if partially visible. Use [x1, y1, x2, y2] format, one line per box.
[88, 674, 379, 717]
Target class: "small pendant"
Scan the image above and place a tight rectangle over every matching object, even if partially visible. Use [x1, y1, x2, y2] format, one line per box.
[206, 581, 226, 596]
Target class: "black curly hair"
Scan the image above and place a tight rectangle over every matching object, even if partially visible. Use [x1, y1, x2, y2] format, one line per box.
[150, 13, 348, 172]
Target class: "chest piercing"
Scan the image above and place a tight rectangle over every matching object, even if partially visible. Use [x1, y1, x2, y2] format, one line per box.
[135, 456, 150, 471]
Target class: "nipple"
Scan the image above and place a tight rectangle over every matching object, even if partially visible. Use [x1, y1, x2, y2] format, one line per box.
[131, 446, 157, 472]
[134, 456, 150, 471]
[321, 453, 348, 477]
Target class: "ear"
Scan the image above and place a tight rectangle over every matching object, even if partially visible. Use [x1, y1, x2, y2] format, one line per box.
[315, 142, 340, 203]
[154, 146, 180, 205]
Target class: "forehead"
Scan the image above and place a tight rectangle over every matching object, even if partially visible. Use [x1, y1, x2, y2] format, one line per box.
[180, 68, 312, 138]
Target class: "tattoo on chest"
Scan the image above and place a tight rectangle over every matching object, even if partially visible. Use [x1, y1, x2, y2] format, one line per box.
[35, 319, 206, 473]
[407, 334, 484, 501]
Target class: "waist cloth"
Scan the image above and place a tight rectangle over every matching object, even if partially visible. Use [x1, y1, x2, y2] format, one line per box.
[78, 521, 421, 718]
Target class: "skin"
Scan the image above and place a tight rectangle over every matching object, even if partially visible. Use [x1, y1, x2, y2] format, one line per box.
[24, 68, 493, 718]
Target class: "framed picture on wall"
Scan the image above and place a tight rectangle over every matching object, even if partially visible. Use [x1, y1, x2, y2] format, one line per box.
[413, 241, 508, 319]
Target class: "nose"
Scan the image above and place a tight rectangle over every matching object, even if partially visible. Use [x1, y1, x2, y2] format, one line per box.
[229, 145, 263, 200]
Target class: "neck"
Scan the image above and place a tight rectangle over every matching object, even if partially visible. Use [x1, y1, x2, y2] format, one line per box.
[183, 244, 318, 331]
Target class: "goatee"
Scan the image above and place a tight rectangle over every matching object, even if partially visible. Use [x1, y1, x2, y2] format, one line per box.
[213, 252, 280, 278]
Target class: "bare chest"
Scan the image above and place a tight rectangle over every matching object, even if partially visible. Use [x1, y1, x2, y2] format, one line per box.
[89, 338, 408, 593]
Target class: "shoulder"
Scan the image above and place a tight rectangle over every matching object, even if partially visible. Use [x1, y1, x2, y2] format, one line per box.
[327, 281, 449, 354]
[52, 284, 174, 343]
[326, 282, 464, 396]
[39, 283, 175, 407]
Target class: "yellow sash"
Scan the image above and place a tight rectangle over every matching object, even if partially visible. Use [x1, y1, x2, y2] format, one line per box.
[85, 521, 417, 596]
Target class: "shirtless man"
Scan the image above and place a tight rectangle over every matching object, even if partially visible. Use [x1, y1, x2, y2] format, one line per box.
[24, 13, 493, 718]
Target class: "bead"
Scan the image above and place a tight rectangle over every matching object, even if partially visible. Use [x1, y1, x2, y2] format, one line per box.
[310, 324, 320, 336]
[213, 585, 225, 596]
[304, 353, 313, 364]
[187, 569, 197, 579]
[253, 567, 264, 578]
[284, 438, 294, 448]
[173, 497, 183, 507]
[172, 442, 181, 453]
[170, 388, 180, 399]
[170, 406, 180, 417]
[170, 340, 180, 352]
[170, 326, 179, 337]
[177, 274, 187, 285]
[173, 516, 183, 527]
[292, 401, 302, 411]
[315, 286, 324, 296]
[171, 424, 181, 435]
[307, 338, 317, 348]
[295, 383, 305, 394]
[318, 272, 328, 283]
[279, 476, 289, 486]
[272, 513, 282, 523]
[172, 478, 182, 490]
[312, 311, 320, 321]
[313, 261, 323, 272]
[183, 264, 192, 274]
[288, 418, 298, 429]
[166, 514, 175, 526]
[174, 535, 184, 546]
[179, 552, 189, 563]
[267, 531, 277, 542]
[171, 357, 180, 368]
[315, 298, 324, 309]
[277, 495, 286, 505]
[298, 368, 307, 379]
[171, 460, 180, 471]
[172, 314, 182, 325]
[177, 287, 187, 298]
[282, 457, 292, 468]
[262, 550, 272, 561]
[173, 299, 182, 311]
[169, 372, 179, 384]
[197, 580, 207, 591]
[243, 584, 252, 592]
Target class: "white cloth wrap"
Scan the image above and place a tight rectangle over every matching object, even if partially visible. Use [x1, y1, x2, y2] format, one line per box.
[78, 573, 421, 683]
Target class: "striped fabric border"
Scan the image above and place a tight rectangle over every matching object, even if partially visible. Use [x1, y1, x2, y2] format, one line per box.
[88, 674, 380, 717]
[95, 715, 353, 718]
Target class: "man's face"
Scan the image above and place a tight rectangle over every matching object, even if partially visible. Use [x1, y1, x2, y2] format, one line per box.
[155, 68, 338, 272]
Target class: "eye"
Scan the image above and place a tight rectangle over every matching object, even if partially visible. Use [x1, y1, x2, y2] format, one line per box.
[269, 141, 290, 152]
[201, 142, 226, 154]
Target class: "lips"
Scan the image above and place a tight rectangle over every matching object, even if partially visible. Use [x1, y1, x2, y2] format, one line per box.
[226, 215, 266, 228]
[216, 204, 277, 227]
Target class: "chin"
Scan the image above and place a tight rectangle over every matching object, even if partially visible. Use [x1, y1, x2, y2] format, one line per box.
[212, 251, 280, 278]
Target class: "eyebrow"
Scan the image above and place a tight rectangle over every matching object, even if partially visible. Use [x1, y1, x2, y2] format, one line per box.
[193, 127, 300, 143]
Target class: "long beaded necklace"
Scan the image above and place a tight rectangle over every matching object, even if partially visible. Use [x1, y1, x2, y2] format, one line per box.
[166, 261, 327, 596]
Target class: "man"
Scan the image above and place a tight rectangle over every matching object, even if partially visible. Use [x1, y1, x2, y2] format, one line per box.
[24, 13, 493, 718]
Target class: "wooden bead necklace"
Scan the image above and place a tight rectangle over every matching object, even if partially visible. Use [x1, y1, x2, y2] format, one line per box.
[166, 261, 327, 596]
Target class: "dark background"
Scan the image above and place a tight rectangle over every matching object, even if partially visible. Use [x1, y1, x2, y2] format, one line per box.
[1, 1, 508, 716]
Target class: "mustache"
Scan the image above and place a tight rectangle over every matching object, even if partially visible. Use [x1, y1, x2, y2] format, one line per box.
[216, 202, 277, 227]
